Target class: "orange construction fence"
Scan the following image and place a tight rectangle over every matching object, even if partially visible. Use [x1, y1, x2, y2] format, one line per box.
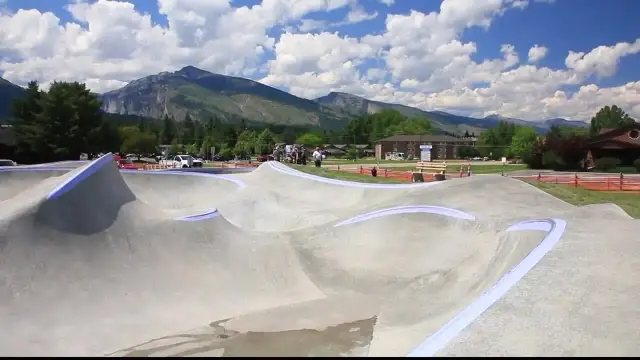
[511, 173, 640, 192]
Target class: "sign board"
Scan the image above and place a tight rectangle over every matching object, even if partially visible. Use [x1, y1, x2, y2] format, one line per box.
[501, 157, 507, 164]
[210, 147, 216, 159]
[419, 145, 432, 162]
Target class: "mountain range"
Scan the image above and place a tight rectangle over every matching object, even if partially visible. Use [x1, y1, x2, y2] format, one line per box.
[0, 66, 589, 134]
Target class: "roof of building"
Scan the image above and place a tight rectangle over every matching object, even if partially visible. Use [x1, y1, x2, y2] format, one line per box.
[377, 134, 475, 143]
[586, 122, 640, 147]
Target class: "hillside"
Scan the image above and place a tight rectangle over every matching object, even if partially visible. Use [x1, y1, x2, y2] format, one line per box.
[316, 92, 589, 134]
[99, 66, 349, 129]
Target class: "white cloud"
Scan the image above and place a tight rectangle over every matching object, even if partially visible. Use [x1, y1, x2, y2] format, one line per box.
[528, 45, 548, 63]
[296, 2, 377, 32]
[0, 0, 638, 122]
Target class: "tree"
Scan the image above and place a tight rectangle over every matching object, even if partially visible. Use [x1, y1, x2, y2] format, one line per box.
[255, 128, 276, 155]
[169, 138, 180, 155]
[182, 113, 195, 144]
[11, 81, 104, 162]
[234, 130, 257, 158]
[296, 132, 323, 147]
[160, 115, 177, 144]
[510, 126, 539, 163]
[589, 105, 636, 136]
[200, 136, 214, 160]
[186, 143, 198, 155]
[119, 126, 157, 160]
[88, 120, 121, 157]
[477, 121, 518, 159]
[217, 144, 233, 161]
[547, 124, 587, 139]
[10, 81, 44, 162]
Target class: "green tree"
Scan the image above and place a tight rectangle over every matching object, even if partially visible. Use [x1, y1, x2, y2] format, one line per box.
[217, 144, 233, 161]
[10, 81, 44, 161]
[160, 115, 177, 144]
[11, 81, 104, 162]
[547, 124, 587, 139]
[510, 126, 539, 163]
[477, 121, 518, 159]
[234, 130, 257, 158]
[296, 132, 323, 147]
[255, 128, 276, 155]
[181, 113, 195, 144]
[200, 136, 214, 160]
[88, 120, 121, 156]
[169, 138, 180, 155]
[186, 143, 198, 155]
[119, 126, 157, 160]
[589, 105, 636, 136]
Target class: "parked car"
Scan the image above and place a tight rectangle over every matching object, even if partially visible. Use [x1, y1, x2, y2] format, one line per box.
[117, 159, 138, 170]
[257, 154, 274, 162]
[172, 154, 203, 168]
[0, 159, 17, 167]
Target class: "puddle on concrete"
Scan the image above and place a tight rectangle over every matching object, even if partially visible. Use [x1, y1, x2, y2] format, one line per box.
[107, 316, 377, 357]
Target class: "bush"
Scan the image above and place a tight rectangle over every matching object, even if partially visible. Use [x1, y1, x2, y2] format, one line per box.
[595, 157, 621, 172]
[542, 151, 565, 170]
[634, 158, 640, 172]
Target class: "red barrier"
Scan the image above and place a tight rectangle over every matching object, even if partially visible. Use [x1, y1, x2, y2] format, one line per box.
[511, 173, 640, 192]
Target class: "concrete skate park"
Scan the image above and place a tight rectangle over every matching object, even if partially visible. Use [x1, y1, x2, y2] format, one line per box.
[1, 153, 639, 357]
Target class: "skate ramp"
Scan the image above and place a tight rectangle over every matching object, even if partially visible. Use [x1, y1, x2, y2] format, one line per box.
[1, 155, 639, 357]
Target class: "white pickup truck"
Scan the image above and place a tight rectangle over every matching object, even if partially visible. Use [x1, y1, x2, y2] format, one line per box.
[170, 154, 203, 168]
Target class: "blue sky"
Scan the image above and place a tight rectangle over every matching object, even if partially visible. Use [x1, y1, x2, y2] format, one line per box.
[8, 0, 636, 86]
[1, 0, 639, 120]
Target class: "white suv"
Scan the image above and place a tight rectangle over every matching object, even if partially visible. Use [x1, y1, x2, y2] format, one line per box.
[172, 155, 203, 168]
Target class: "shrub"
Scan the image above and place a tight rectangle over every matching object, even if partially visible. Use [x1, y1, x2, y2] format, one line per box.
[595, 157, 621, 172]
[542, 151, 565, 170]
[634, 158, 640, 172]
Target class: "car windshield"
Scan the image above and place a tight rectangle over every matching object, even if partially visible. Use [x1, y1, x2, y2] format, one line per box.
[119, 159, 134, 165]
[179, 155, 193, 161]
[0, 160, 15, 166]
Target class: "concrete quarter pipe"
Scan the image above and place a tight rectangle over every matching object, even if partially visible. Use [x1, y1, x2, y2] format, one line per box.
[1, 154, 639, 357]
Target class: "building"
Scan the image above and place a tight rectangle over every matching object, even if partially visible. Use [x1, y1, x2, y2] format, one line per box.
[375, 134, 477, 160]
[584, 123, 640, 168]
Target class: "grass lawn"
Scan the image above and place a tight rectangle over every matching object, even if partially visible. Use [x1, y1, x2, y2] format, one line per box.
[288, 164, 405, 184]
[323, 158, 417, 165]
[528, 181, 640, 219]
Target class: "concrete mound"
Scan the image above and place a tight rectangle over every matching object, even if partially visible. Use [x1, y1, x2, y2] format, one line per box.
[1, 155, 640, 357]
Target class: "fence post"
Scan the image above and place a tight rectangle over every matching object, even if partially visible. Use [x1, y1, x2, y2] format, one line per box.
[468, 164, 472, 177]
[620, 173, 624, 191]
[537, 172, 541, 181]
[337, 164, 340, 171]
[359, 166, 363, 174]
[384, 169, 388, 178]
[460, 165, 463, 178]
[574, 173, 578, 188]
[607, 176, 610, 190]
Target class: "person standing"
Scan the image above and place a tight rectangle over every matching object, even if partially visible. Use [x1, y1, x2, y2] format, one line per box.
[312, 147, 323, 168]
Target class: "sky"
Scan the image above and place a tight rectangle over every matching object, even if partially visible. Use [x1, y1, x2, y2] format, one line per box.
[0, 0, 639, 122]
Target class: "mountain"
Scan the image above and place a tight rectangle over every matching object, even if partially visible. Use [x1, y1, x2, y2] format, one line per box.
[0, 78, 25, 122]
[316, 92, 589, 134]
[99, 66, 349, 129]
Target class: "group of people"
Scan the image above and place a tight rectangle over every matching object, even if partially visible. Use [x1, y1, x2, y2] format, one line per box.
[272, 145, 325, 168]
